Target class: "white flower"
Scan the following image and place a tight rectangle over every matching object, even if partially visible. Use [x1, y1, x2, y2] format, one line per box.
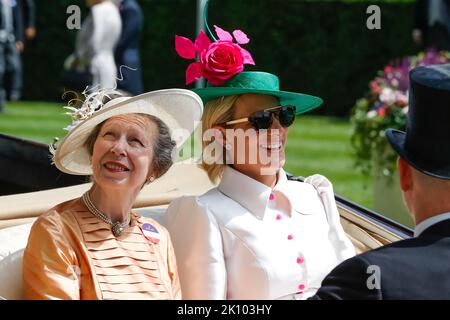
[395, 91, 408, 103]
[367, 110, 378, 118]
[391, 79, 399, 87]
[379, 88, 396, 104]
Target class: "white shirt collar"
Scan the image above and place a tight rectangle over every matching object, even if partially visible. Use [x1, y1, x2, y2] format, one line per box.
[218, 166, 289, 220]
[414, 212, 450, 237]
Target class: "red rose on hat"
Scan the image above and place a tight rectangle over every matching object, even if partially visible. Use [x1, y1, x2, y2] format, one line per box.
[175, 25, 255, 86]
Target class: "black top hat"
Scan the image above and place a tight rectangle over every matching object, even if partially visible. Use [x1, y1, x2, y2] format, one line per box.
[386, 64, 450, 180]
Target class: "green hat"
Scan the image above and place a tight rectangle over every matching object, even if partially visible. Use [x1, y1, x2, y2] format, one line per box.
[192, 71, 323, 115]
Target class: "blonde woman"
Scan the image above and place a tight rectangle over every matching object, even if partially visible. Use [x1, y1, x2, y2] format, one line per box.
[165, 71, 356, 300]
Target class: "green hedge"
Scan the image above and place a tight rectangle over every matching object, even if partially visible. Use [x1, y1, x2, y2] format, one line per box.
[22, 0, 417, 116]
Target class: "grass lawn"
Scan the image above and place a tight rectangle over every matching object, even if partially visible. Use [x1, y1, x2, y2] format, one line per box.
[0, 101, 71, 143]
[0, 101, 374, 210]
[284, 116, 373, 209]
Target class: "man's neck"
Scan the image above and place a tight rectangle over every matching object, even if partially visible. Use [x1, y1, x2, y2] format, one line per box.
[414, 204, 450, 226]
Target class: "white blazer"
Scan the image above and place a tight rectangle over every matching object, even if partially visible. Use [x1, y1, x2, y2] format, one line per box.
[165, 166, 355, 300]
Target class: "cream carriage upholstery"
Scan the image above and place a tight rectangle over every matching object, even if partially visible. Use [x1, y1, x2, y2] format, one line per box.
[0, 162, 404, 299]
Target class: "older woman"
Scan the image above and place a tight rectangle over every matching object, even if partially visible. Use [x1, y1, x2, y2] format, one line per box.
[166, 23, 355, 299]
[23, 89, 203, 299]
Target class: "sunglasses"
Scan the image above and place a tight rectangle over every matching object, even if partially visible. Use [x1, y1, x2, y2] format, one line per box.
[221, 105, 297, 130]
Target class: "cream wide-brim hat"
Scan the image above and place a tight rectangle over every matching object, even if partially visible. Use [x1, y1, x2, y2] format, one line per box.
[54, 89, 203, 175]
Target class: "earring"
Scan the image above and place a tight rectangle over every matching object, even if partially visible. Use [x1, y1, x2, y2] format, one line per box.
[147, 176, 155, 184]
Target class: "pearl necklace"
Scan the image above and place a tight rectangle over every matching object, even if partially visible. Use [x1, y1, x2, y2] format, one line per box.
[81, 191, 131, 237]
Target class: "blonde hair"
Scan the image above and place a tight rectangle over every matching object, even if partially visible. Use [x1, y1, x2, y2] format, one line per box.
[201, 95, 240, 183]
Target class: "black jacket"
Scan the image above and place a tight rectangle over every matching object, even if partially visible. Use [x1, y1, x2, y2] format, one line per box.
[310, 218, 450, 299]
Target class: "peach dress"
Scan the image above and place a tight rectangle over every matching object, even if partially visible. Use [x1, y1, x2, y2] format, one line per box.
[23, 198, 180, 300]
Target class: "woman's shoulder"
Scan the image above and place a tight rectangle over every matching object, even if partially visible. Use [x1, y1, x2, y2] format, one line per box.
[32, 198, 83, 232]
[36, 198, 83, 223]
[164, 188, 226, 227]
[284, 174, 336, 214]
[167, 187, 225, 212]
[167, 187, 230, 215]
[286, 173, 334, 194]
[26, 199, 84, 254]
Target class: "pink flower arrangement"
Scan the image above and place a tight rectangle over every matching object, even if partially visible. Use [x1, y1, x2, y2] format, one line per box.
[351, 48, 450, 176]
[175, 25, 255, 86]
[367, 48, 450, 118]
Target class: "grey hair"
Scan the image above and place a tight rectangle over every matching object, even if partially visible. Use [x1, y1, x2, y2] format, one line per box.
[146, 114, 176, 180]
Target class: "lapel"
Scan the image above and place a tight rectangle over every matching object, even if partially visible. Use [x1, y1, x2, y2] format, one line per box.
[420, 218, 450, 238]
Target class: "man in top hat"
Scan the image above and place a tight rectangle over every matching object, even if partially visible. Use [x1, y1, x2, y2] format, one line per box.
[310, 63, 450, 299]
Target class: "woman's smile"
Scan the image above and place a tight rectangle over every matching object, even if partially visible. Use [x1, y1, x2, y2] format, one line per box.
[103, 161, 130, 173]
[259, 143, 282, 151]
[259, 135, 284, 153]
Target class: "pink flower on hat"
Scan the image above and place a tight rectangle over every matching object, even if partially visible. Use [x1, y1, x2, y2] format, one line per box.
[175, 25, 255, 86]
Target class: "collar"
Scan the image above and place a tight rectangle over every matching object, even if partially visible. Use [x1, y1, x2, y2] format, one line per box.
[414, 212, 450, 237]
[218, 166, 289, 220]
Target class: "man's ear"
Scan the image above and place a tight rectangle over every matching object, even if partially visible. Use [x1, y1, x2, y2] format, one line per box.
[398, 157, 413, 192]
